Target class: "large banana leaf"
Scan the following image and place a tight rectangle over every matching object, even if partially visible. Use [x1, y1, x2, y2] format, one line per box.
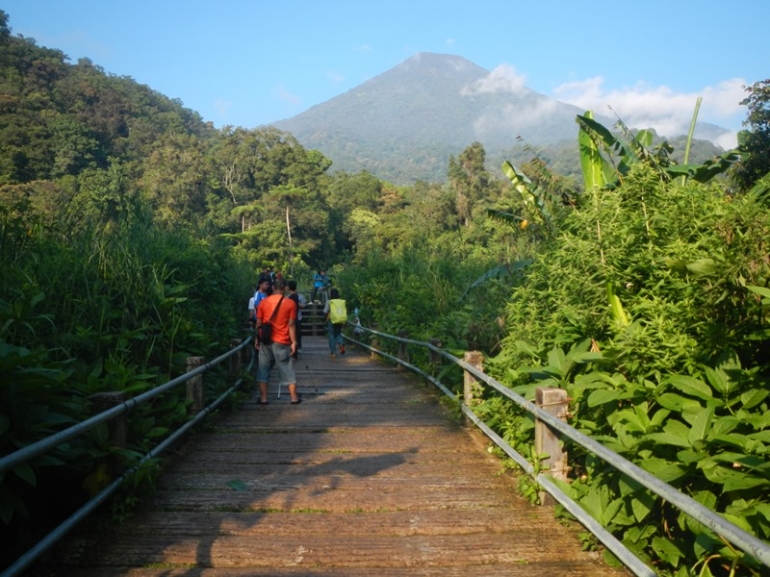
[683, 97, 702, 166]
[576, 114, 642, 183]
[486, 208, 524, 227]
[747, 172, 770, 206]
[501, 160, 554, 232]
[501, 160, 536, 206]
[578, 110, 609, 190]
[664, 152, 740, 183]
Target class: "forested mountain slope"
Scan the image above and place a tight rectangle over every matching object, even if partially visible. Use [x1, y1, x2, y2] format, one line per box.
[0, 32, 211, 184]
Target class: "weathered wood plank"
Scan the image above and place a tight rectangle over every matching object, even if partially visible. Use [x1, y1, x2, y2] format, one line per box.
[191, 428, 475, 452]
[57, 533, 608, 569]
[45, 566, 611, 577]
[78, 509, 546, 537]
[148, 485, 517, 513]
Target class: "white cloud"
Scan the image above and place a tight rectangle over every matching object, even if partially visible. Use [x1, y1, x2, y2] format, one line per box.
[274, 85, 301, 106]
[474, 100, 559, 136]
[445, 38, 456, 46]
[214, 98, 232, 119]
[552, 76, 747, 148]
[461, 64, 527, 96]
[325, 71, 345, 84]
[356, 44, 371, 52]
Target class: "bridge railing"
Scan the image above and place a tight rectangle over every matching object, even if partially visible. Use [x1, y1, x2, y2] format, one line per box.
[0, 337, 255, 577]
[344, 322, 770, 577]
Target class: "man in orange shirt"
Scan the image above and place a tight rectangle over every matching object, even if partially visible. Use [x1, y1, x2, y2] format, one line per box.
[255, 278, 300, 404]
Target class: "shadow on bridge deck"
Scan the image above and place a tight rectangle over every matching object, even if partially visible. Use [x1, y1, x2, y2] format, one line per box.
[40, 336, 628, 576]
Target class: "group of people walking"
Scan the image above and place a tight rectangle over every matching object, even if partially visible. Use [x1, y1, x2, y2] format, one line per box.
[249, 271, 348, 405]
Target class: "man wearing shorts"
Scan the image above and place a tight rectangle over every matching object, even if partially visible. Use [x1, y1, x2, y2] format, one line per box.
[255, 278, 301, 404]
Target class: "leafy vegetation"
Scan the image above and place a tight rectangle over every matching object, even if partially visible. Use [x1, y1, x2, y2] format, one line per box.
[2, 8, 770, 576]
[733, 79, 770, 192]
[334, 108, 770, 575]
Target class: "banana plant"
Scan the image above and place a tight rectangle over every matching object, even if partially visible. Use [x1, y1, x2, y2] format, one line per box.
[578, 110, 611, 190]
[576, 110, 739, 188]
[744, 172, 770, 206]
[500, 160, 555, 235]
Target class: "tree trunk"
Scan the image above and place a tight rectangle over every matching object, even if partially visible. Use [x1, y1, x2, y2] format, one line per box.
[285, 204, 293, 275]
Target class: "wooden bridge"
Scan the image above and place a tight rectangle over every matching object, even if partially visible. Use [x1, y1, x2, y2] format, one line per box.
[41, 336, 626, 576]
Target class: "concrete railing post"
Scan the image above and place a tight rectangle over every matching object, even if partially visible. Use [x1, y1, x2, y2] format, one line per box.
[229, 339, 242, 379]
[397, 330, 409, 370]
[89, 392, 127, 449]
[535, 387, 570, 505]
[428, 338, 442, 366]
[367, 325, 378, 359]
[462, 351, 484, 417]
[186, 356, 205, 414]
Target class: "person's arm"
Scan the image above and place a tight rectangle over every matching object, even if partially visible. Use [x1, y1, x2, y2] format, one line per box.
[254, 302, 263, 349]
[289, 317, 297, 355]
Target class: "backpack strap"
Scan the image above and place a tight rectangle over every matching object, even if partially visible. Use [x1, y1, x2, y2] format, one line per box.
[267, 295, 285, 323]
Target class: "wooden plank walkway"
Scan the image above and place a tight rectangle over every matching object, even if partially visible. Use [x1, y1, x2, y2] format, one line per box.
[43, 336, 627, 576]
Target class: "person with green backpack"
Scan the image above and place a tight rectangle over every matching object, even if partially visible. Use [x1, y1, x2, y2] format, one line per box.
[324, 288, 347, 358]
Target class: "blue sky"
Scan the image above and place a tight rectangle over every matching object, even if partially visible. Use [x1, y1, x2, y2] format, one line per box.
[4, 1, 769, 148]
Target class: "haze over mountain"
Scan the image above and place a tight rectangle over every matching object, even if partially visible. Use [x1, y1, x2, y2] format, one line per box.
[270, 53, 730, 185]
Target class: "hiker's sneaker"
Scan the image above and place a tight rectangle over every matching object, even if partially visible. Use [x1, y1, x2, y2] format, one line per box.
[339, 345, 346, 355]
[330, 353, 337, 358]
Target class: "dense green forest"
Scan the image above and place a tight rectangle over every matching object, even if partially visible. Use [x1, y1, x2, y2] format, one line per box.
[2, 9, 770, 576]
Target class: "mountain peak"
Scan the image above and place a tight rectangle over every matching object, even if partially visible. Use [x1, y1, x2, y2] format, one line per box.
[271, 54, 723, 184]
[271, 53, 587, 183]
[398, 52, 483, 72]
[363, 52, 488, 93]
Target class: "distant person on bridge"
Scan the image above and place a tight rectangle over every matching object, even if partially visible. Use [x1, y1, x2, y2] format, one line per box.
[249, 274, 272, 326]
[324, 288, 347, 358]
[286, 279, 306, 358]
[311, 269, 329, 303]
[255, 278, 300, 404]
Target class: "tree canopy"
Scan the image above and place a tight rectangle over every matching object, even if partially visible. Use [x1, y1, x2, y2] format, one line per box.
[733, 78, 770, 191]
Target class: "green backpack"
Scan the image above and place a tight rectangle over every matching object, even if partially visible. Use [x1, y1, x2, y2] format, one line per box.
[329, 299, 347, 324]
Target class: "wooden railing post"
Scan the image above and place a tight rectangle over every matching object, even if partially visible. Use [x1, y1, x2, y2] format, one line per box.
[397, 330, 409, 370]
[89, 392, 126, 449]
[370, 325, 379, 360]
[463, 351, 484, 414]
[428, 338, 442, 366]
[229, 339, 242, 379]
[535, 387, 569, 506]
[186, 356, 205, 414]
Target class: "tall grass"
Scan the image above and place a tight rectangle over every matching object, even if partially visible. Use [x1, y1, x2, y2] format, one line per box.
[0, 207, 254, 567]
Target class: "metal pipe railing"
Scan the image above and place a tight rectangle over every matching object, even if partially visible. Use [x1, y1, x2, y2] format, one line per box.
[346, 323, 770, 573]
[0, 338, 252, 475]
[0, 337, 254, 577]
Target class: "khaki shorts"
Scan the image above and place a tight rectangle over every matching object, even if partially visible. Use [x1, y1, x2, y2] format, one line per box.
[257, 342, 296, 385]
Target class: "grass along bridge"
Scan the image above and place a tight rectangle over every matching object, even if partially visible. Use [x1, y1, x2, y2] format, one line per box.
[36, 336, 625, 576]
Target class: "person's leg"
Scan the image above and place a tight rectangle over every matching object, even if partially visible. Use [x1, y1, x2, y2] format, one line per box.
[327, 321, 336, 356]
[292, 318, 302, 359]
[335, 323, 345, 354]
[274, 343, 300, 403]
[256, 345, 274, 403]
